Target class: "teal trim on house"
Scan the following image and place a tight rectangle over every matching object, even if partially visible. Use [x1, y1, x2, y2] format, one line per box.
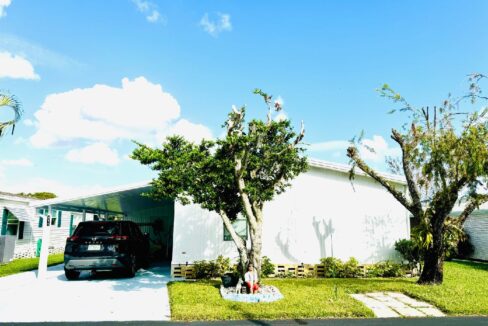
[69, 214, 74, 235]
[38, 208, 44, 228]
[1, 209, 7, 236]
[36, 239, 42, 257]
[57, 210, 62, 227]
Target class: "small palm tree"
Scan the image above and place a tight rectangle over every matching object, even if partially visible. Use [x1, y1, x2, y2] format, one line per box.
[0, 92, 22, 137]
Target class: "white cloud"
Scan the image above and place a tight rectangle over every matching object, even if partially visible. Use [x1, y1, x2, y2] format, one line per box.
[23, 118, 34, 126]
[308, 135, 401, 163]
[65, 143, 120, 166]
[0, 51, 40, 80]
[30, 76, 213, 165]
[0, 158, 33, 167]
[156, 119, 214, 144]
[360, 135, 401, 162]
[146, 10, 160, 23]
[200, 13, 232, 37]
[30, 77, 181, 147]
[132, 0, 164, 24]
[0, 0, 11, 18]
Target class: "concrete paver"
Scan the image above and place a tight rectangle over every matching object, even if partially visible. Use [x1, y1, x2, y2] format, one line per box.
[386, 292, 433, 308]
[351, 294, 400, 318]
[418, 307, 446, 317]
[394, 306, 426, 317]
[351, 292, 445, 318]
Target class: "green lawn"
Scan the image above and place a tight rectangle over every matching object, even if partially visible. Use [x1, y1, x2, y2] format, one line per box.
[0, 254, 64, 278]
[168, 260, 488, 321]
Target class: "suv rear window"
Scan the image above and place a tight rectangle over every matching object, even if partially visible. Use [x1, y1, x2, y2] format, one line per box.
[74, 222, 121, 237]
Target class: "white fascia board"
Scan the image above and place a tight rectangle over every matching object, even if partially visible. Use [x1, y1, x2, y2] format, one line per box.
[308, 158, 406, 185]
[29, 180, 152, 208]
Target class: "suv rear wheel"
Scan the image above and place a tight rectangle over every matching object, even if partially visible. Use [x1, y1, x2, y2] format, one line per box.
[126, 254, 137, 277]
[65, 268, 80, 280]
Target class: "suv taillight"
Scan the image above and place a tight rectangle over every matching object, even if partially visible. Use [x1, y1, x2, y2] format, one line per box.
[67, 235, 79, 241]
[110, 235, 129, 240]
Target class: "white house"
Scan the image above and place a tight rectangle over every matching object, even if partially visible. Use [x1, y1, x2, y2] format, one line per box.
[453, 202, 488, 261]
[172, 159, 410, 268]
[1, 159, 413, 275]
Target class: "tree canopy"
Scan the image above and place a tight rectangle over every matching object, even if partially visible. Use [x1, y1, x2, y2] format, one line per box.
[132, 89, 307, 275]
[347, 74, 488, 284]
[16, 192, 57, 200]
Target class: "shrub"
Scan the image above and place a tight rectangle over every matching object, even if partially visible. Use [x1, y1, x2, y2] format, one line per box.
[319, 257, 362, 278]
[394, 239, 421, 270]
[261, 256, 275, 277]
[366, 261, 404, 277]
[443, 217, 468, 260]
[193, 255, 231, 279]
[341, 257, 362, 278]
[320, 257, 344, 278]
[215, 255, 231, 276]
[193, 260, 215, 279]
[457, 235, 474, 259]
[276, 271, 298, 278]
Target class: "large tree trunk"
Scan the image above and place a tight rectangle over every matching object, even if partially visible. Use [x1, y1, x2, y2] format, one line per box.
[418, 222, 444, 285]
[220, 210, 249, 279]
[249, 220, 263, 277]
[236, 246, 249, 278]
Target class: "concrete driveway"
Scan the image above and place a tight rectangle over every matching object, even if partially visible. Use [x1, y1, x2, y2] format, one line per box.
[0, 264, 172, 322]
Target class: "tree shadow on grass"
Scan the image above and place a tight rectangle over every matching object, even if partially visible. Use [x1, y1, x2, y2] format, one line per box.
[450, 259, 488, 271]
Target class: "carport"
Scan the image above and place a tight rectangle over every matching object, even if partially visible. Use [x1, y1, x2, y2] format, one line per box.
[33, 182, 175, 278]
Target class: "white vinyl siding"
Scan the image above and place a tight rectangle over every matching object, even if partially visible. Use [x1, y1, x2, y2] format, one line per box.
[464, 212, 488, 261]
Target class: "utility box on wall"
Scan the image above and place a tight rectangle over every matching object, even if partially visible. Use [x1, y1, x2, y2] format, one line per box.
[0, 235, 16, 263]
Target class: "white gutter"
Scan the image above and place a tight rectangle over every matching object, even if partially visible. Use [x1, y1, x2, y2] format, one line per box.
[308, 158, 406, 185]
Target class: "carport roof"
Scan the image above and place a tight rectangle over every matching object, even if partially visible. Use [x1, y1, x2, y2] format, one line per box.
[30, 181, 170, 215]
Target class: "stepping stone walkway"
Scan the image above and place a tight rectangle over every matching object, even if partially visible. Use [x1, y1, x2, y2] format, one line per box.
[350, 292, 445, 318]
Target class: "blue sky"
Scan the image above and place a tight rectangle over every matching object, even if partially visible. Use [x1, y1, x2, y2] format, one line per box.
[0, 0, 487, 196]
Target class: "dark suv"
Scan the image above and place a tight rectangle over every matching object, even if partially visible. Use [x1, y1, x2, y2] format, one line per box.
[64, 220, 150, 280]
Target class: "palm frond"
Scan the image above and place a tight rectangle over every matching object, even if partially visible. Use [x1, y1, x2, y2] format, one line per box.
[0, 92, 22, 137]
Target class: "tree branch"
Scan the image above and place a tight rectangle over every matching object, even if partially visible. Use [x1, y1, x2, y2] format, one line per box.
[391, 129, 423, 217]
[234, 157, 258, 229]
[458, 194, 488, 224]
[347, 146, 416, 215]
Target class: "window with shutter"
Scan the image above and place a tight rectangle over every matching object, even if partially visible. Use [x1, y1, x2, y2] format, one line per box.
[223, 217, 248, 241]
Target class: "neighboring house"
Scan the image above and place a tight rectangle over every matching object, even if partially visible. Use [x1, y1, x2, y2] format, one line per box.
[0, 192, 90, 260]
[0, 192, 38, 260]
[455, 202, 488, 261]
[2, 159, 411, 274]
